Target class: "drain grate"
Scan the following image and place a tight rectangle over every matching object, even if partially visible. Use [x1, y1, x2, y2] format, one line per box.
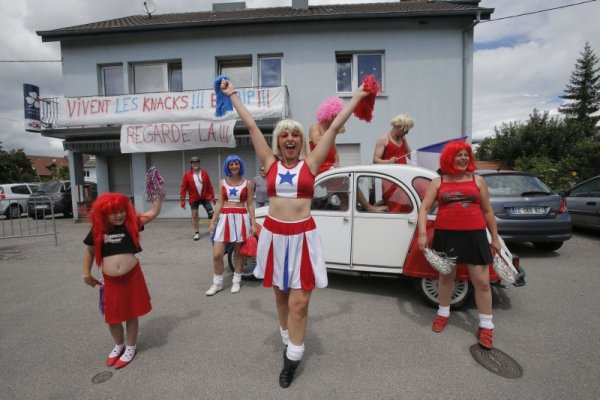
[470, 344, 523, 379]
[91, 371, 113, 384]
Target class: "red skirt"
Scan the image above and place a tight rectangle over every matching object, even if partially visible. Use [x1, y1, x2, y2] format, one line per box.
[102, 263, 152, 324]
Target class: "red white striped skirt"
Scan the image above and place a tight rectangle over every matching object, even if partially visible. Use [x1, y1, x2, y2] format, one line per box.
[212, 207, 251, 243]
[254, 216, 327, 291]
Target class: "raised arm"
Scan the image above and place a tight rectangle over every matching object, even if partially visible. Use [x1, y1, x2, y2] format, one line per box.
[307, 86, 368, 173]
[139, 197, 163, 226]
[220, 80, 276, 169]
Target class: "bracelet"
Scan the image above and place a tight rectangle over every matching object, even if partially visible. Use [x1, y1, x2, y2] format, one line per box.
[418, 233, 427, 237]
[228, 91, 238, 98]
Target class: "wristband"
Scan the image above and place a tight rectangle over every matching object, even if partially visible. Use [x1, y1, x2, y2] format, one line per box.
[418, 233, 427, 237]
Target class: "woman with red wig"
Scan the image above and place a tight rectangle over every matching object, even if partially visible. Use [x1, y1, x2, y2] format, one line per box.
[416, 140, 501, 349]
[309, 96, 345, 175]
[82, 192, 162, 369]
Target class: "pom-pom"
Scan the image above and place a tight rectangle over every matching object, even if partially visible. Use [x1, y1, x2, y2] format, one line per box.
[492, 254, 518, 285]
[145, 166, 166, 201]
[316, 96, 345, 123]
[240, 224, 262, 258]
[353, 75, 380, 122]
[214, 75, 233, 117]
[423, 248, 456, 275]
[98, 281, 105, 315]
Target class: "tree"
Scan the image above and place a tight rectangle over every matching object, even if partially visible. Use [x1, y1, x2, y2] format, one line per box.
[0, 143, 37, 183]
[559, 42, 600, 138]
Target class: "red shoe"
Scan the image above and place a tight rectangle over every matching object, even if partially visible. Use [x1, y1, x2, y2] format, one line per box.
[105, 346, 125, 367]
[477, 327, 494, 349]
[432, 315, 449, 332]
[114, 348, 136, 370]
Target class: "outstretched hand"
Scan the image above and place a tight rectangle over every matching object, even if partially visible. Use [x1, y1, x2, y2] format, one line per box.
[220, 79, 235, 97]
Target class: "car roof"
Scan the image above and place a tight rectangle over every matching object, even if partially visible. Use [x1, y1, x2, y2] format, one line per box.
[317, 164, 439, 180]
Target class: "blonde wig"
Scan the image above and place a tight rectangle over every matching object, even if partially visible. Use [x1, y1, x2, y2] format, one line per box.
[390, 114, 415, 131]
[272, 119, 307, 159]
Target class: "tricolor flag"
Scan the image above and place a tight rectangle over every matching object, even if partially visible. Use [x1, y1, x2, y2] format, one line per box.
[408, 136, 468, 171]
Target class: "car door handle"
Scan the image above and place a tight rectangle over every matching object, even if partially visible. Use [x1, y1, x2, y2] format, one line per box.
[586, 202, 597, 206]
[408, 218, 416, 225]
[343, 217, 350, 222]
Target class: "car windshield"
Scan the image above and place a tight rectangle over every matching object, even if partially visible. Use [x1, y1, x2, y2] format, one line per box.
[36, 182, 65, 194]
[483, 174, 551, 197]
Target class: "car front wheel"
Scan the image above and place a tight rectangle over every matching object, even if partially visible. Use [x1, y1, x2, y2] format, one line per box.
[533, 241, 563, 252]
[5, 204, 22, 219]
[415, 278, 473, 309]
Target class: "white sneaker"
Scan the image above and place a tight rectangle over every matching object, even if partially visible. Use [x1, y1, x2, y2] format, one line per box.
[205, 284, 222, 296]
[231, 283, 241, 294]
[193, 233, 200, 241]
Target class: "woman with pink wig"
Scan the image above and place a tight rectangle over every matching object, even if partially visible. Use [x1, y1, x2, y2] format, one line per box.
[82, 192, 162, 369]
[309, 96, 346, 175]
[416, 141, 501, 349]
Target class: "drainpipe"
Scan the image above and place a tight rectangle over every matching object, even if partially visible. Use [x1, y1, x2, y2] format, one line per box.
[462, 12, 480, 141]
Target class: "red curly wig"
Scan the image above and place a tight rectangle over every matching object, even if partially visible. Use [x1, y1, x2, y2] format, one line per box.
[88, 192, 140, 266]
[439, 140, 476, 175]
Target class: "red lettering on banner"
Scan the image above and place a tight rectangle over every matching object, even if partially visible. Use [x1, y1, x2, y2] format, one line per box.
[219, 124, 230, 143]
[67, 98, 112, 118]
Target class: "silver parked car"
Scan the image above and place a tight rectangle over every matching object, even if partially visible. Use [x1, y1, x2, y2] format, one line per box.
[562, 175, 600, 230]
[0, 183, 39, 219]
[477, 171, 572, 252]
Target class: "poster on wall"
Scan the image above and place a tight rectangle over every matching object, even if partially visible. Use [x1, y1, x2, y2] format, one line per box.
[120, 119, 237, 153]
[23, 84, 41, 132]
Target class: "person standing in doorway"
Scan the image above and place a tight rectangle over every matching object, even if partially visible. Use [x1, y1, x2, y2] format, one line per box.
[180, 156, 215, 240]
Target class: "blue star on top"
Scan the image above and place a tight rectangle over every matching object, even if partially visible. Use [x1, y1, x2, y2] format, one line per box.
[278, 171, 297, 185]
[228, 187, 239, 196]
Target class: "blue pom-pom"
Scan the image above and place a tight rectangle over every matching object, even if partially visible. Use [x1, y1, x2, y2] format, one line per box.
[214, 75, 233, 117]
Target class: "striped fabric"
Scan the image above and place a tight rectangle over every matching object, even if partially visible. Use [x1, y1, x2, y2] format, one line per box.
[212, 207, 251, 243]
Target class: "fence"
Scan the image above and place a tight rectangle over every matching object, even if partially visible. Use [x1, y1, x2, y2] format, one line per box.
[0, 196, 58, 245]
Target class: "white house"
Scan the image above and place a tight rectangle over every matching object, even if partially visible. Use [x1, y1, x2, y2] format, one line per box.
[36, 0, 493, 219]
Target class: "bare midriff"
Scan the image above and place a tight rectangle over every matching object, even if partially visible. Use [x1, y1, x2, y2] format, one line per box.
[102, 253, 138, 277]
[268, 197, 311, 221]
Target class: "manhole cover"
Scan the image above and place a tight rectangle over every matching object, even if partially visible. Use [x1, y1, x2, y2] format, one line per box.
[470, 345, 523, 379]
[91, 371, 113, 384]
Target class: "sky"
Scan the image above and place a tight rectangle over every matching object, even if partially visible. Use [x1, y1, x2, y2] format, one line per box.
[0, 0, 599, 157]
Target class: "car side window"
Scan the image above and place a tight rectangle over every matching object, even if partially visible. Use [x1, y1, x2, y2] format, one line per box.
[356, 175, 413, 214]
[571, 178, 600, 197]
[311, 175, 350, 212]
[11, 185, 30, 195]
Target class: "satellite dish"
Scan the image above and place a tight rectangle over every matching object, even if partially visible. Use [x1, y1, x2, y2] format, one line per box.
[143, 0, 157, 18]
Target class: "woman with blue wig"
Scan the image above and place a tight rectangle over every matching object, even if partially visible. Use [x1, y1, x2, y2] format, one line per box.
[207, 154, 257, 295]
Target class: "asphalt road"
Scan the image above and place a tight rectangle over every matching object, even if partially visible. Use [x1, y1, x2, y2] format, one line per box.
[1, 219, 599, 400]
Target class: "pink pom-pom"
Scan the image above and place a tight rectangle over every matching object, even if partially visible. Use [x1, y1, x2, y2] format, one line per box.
[145, 166, 166, 201]
[316, 96, 345, 123]
[354, 75, 380, 122]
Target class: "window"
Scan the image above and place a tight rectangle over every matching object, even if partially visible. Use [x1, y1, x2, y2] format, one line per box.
[218, 57, 252, 87]
[356, 176, 412, 214]
[311, 175, 350, 212]
[336, 53, 384, 93]
[259, 56, 282, 87]
[100, 65, 124, 95]
[11, 185, 30, 195]
[132, 62, 182, 93]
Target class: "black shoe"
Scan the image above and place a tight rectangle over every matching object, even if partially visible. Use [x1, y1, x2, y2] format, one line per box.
[279, 350, 301, 388]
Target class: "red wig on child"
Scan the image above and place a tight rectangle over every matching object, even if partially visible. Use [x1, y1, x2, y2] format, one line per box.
[88, 193, 140, 266]
[439, 140, 476, 175]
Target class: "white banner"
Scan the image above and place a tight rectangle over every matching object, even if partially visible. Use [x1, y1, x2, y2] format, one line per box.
[120, 120, 236, 153]
[58, 86, 286, 126]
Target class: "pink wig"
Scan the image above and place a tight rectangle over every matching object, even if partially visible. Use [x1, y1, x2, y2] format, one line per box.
[439, 141, 476, 175]
[88, 192, 140, 266]
[316, 96, 344, 123]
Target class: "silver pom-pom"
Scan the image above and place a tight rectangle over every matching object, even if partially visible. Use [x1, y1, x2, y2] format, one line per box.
[424, 248, 457, 275]
[493, 254, 518, 285]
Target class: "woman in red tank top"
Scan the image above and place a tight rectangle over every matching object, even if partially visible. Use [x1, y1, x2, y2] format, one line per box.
[417, 141, 501, 349]
[373, 114, 414, 164]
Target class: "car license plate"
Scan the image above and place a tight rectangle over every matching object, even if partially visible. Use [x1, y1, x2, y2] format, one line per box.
[35, 205, 49, 209]
[512, 207, 546, 215]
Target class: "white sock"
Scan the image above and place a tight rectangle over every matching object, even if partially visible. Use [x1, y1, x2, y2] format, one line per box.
[119, 345, 136, 362]
[437, 305, 450, 318]
[478, 313, 494, 329]
[286, 342, 304, 361]
[232, 273, 242, 284]
[213, 274, 224, 286]
[108, 343, 124, 358]
[280, 327, 289, 346]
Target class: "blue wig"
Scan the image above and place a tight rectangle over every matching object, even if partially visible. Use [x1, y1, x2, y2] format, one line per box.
[223, 154, 245, 177]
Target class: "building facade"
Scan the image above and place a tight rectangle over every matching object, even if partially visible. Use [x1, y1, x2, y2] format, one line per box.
[36, 1, 492, 219]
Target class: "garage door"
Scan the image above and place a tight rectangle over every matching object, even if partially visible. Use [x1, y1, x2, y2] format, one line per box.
[337, 143, 361, 167]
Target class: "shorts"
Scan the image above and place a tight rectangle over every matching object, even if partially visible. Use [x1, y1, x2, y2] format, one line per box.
[432, 229, 493, 266]
[191, 199, 214, 218]
[102, 262, 152, 324]
[254, 216, 327, 291]
[211, 207, 251, 243]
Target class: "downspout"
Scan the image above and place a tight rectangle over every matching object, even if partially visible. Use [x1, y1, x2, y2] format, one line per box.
[462, 12, 480, 140]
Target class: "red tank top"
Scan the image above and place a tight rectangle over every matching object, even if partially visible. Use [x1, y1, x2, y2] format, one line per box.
[221, 179, 248, 203]
[382, 136, 408, 164]
[309, 141, 336, 175]
[434, 176, 486, 230]
[267, 160, 315, 199]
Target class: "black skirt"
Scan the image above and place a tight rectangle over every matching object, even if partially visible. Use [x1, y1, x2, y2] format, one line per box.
[432, 229, 493, 266]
